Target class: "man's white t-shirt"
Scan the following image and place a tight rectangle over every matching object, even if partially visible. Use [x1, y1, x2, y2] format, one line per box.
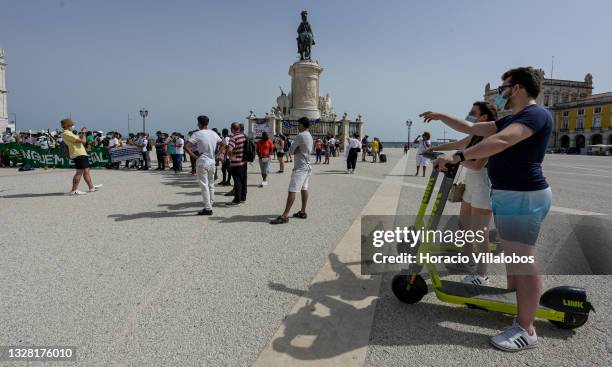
[108, 137, 119, 148]
[141, 138, 148, 152]
[188, 129, 221, 166]
[174, 138, 185, 155]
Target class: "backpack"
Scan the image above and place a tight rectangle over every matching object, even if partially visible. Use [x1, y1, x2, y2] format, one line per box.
[245, 138, 256, 163]
[59, 141, 70, 159]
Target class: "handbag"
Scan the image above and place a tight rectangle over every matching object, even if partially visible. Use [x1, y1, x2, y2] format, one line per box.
[448, 165, 465, 203]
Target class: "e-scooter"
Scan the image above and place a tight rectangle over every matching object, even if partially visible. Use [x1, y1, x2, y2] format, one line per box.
[391, 152, 594, 329]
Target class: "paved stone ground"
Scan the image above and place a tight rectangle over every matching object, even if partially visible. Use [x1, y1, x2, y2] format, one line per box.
[0, 149, 610, 366]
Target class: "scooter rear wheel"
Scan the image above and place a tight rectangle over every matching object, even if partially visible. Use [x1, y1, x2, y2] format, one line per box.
[392, 274, 428, 304]
[550, 313, 589, 329]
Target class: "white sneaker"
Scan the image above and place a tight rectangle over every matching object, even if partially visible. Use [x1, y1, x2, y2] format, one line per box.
[462, 273, 490, 286]
[88, 184, 103, 192]
[67, 190, 87, 196]
[490, 320, 538, 352]
[262, 181, 268, 186]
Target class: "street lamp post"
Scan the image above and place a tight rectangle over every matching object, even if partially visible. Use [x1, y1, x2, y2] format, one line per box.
[405, 119, 412, 148]
[10, 113, 16, 132]
[139, 108, 148, 133]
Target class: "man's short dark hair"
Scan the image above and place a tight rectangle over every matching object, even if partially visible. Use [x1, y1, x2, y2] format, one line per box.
[298, 117, 310, 129]
[472, 101, 498, 121]
[222, 128, 229, 137]
[501, 67, 542, 99]
[231, 122, 241, 131]
[197, 115, 209, 126]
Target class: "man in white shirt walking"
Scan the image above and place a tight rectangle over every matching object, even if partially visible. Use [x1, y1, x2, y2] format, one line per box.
[185, 115, 222, 216]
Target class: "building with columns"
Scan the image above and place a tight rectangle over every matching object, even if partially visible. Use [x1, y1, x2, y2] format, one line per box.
[0, 48, 8, 132]
[551, 92, 612, 153]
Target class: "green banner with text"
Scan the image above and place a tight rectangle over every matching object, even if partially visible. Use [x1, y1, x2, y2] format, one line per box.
[0, 143, 111, 168]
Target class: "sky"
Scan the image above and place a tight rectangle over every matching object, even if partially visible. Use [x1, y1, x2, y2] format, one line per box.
[1, 0, 612, 141]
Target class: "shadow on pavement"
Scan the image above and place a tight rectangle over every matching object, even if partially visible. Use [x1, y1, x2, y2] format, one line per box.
[267, 253, 575, 361]
[208, 214, 276, 224]
[108, 210, 196, 221]
[2, 192, 66, 198]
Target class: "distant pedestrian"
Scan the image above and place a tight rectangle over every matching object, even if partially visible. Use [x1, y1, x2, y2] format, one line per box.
[256, 131, 274, 187]
[219, 128, 232, 186]
[404, 143, 409, 154]
[137, 133, 150, 170]
[323, 136, 330, 164]
[174, 134, 184, 173]
[155, 131, 166, 170]
[184, 115, 222, 216]
[328, 135, 336, 157]
[274, 134, 285, 173]
[108, 132, 120, 169]
[414, 132, 431, 177]
[270, 117, 313, 224]
[371, 137, 380, 162]
[361, 135, 369, 161]
[314, 138, 323, 164]
[284, 135, 293, 163]
[60, 118, 102, 195]
[225, 122, 247, 206]
[346, 133, 361, 174]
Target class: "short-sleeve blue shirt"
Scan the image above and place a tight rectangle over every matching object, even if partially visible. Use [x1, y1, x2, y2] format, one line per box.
[487, 104, 552, 191]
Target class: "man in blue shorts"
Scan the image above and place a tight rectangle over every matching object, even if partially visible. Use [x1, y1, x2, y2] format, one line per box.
[420, 67, 553, 351]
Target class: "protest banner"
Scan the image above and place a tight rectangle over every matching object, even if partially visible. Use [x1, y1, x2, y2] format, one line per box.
[0, 143, 111, 168]
[109, 146, 142, 163]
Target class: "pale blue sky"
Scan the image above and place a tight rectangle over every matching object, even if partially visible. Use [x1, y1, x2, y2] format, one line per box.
[1, 0, 611, 141]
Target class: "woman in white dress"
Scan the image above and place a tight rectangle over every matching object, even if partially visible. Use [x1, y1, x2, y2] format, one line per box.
[414, 131, 431, 176]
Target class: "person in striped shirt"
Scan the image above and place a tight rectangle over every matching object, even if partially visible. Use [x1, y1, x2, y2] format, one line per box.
[225, 122, 247, 206]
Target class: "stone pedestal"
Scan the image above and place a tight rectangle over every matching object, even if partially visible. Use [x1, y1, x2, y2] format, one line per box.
[288, 61, 323, 120]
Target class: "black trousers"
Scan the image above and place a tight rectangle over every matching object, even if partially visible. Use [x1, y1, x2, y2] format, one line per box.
[347, 148, 358, 170]
[156, 150, 165, 169]
[222, 158, 231, 184]
[230, 164, 247, 203]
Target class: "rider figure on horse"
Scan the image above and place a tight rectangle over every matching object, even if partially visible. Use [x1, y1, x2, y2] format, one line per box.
[297, 10, 315, 60]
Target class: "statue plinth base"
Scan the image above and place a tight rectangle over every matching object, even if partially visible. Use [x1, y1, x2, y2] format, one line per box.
[288, 60, 323, 120]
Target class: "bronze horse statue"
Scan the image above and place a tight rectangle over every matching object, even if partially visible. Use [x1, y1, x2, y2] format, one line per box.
[297, 11, 315, 60]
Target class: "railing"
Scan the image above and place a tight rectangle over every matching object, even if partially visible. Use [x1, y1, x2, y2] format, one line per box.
[559, 128, 569, 132]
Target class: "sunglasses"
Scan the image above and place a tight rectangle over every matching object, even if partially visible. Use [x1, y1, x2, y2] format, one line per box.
[497, 84, 516, 93]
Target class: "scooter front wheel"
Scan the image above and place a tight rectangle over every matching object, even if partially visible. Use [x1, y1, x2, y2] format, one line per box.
[392, 274, 428, 304]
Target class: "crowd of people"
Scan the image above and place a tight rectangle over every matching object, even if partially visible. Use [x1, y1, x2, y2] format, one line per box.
[1, 66, 561, 352]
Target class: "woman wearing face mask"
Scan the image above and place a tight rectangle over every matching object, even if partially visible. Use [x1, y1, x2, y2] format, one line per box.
[427, 101, 498, 285]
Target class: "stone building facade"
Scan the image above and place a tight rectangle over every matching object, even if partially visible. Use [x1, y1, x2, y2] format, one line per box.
[551, 92, 612, 153]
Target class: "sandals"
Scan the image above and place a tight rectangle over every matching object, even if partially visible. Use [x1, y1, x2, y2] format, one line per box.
[270, 216, 289, 225]
[292, 211, 308, 219]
